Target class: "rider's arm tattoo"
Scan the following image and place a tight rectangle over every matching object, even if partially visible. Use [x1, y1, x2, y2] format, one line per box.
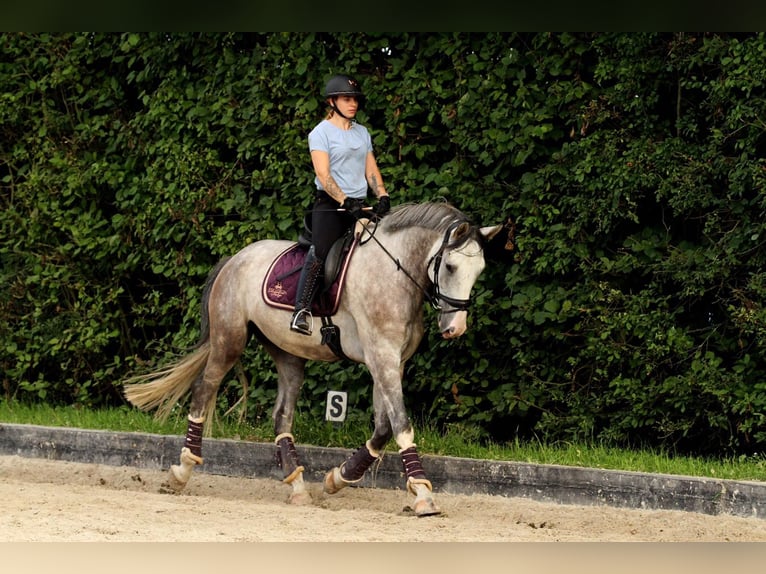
[368, 174, 387, 198]
[323, 175, 345, 204]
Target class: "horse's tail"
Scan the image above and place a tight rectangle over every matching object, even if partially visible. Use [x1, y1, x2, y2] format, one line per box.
[123, 343, 210, 421]
[123, 256, 231, 421]
[197, 256, 231, 344]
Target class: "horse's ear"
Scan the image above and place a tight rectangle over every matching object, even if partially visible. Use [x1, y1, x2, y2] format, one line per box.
[479, 224, 503, 242]
[450, 221, 472, 241]
[481, 216, 516, 263]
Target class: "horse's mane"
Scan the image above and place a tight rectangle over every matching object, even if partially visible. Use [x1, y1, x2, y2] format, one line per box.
[381, 200, 469, 235]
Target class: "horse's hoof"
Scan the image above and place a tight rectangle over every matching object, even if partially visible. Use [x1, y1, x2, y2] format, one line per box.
[158, 467, 187, 494]
[413, 499, 442, 517]
[166, 465, 189, 491]
[288, 491, 313, 506]
[323, 467, 344, 495]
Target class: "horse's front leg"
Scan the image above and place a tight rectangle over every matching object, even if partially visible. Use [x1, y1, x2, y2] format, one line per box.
[322, 438, 383, 495]
[323, 367, 441, 516]
[323, 363, 390, 495]
[398, 439, 440, 516]
[373, 364, 441, 516]
[376, 414, 440, 517]
[378, 367, 440, 516]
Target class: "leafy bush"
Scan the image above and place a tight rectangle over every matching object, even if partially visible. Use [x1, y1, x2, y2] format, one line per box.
[2, 32, 766, 456]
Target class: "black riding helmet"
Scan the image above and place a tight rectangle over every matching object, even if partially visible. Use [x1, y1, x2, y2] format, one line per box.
[323, 74, 364, 120]
[323, 74, 364, 100]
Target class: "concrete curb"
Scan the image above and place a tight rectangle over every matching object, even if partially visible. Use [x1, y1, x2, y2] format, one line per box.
[1, 422, 764, 520]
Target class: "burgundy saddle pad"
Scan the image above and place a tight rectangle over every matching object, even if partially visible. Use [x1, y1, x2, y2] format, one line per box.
[262, 238, 358, 316]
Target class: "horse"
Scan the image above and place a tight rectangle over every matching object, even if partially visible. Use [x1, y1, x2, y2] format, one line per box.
[123, 200, 502, 516]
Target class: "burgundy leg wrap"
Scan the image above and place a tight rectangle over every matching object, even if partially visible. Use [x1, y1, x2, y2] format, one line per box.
[184, 419, 204, 458]
[400, 446, 427, 481]
[275, 435, 301, 477]
[339, 444, 379, 482]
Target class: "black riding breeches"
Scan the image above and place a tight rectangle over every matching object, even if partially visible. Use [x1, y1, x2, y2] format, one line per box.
[310, 193, 356, 260]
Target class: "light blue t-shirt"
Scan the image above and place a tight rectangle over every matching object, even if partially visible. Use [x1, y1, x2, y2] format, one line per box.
[308, 119, 373, 199]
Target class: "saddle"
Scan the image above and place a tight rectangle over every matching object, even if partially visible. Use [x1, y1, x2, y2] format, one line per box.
[261, 223, 363, 316]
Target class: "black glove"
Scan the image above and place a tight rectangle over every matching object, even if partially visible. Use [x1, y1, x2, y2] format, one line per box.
[342, 197, 365, 220]
[373, 195, 391, 219]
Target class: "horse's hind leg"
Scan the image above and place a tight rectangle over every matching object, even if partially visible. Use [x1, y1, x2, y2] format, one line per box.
[265, 344, 312, 505]
[166, 336, 246, 493]
[164, 411, 204, 492]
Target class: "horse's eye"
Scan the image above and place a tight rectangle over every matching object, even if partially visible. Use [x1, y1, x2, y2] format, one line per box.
[445, 263, 456, 273]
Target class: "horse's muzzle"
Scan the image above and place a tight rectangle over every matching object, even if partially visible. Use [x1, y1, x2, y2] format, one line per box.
[440, 312, 467, 339]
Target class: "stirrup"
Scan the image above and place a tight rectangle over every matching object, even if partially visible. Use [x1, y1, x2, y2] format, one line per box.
[290, 309, 313, 336]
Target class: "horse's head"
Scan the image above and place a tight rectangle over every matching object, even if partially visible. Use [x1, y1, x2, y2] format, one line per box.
[427, 220, 503, 339]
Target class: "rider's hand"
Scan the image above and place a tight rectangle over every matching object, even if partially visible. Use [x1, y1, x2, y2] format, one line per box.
[373, 195, 391, 219]
[342, 197, 365, 220]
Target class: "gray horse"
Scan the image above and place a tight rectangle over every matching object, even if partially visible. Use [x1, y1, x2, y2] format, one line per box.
[124, 201, 501, 516]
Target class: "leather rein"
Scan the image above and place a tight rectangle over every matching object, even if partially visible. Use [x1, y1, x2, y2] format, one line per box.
[359, 219, 475, 314]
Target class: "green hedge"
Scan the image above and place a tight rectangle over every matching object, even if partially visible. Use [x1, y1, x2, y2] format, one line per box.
[2, 32, 765, 456]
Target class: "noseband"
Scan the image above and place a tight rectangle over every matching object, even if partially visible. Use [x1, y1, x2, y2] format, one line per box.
[426, 221, 474, 314]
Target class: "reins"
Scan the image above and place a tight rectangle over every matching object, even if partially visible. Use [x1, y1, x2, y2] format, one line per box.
[357, 218, 474, 313]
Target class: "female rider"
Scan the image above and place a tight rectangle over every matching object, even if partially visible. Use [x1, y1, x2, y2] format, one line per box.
[290, 74, 391, 335]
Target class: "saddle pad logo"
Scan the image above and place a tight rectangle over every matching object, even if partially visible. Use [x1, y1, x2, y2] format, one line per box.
[267, 281, 287, 300]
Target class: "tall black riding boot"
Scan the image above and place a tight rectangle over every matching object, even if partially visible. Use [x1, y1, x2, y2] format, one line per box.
[290, 245, 324, 336]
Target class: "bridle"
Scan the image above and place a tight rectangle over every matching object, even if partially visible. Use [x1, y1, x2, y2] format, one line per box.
[359, 218, 477, 314]
[425, 221, 473, 314]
